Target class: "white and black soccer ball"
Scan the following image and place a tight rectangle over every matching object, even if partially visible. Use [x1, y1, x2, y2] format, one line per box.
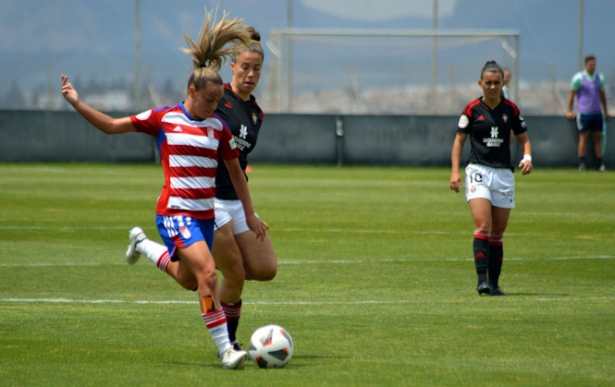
[249, 324, 294, 368]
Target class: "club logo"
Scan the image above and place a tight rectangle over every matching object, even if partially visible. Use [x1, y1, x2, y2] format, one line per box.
[458, 114, 469, 129]
[239, 124, 248, 139]
[179, 226, 191, 239]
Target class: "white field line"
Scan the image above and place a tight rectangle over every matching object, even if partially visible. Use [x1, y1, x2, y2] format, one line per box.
[1, 255, 614, 268]
[0, 225, 560, 237]
[1, 297, 613, 305]
[0, 298, 409, 305]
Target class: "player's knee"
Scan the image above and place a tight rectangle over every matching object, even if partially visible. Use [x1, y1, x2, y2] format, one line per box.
[246, 262, 277, 281]
[176, 272, 198, 291]
[221, 263, 246, 283]
[196, 269, 218, 294]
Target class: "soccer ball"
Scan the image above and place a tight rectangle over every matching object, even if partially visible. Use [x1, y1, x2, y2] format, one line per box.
[249, 324, 294, 368]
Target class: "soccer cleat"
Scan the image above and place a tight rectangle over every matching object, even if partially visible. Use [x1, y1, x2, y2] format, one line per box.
[476, 281, 492, 295]
[219, 347, 247, 369]
[126, 227, 147, 265]
[490, 287, 506, 296]
[578, 162, 586, 172]
[599, 164, 606, 172]
[232, 341, 252, 361]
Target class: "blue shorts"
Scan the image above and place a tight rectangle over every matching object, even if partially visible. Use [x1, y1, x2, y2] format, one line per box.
[156, 215, 215, 262]
[577, 113, 605, 132]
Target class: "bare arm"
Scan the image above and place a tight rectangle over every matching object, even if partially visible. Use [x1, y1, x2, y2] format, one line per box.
[450, 132, 467, 193]
[223, 157, 267, 240]
[566, 90, 576, 120]
[600, 90, 611, 121]
[516, 132, 533, 175]
[61, 75, 135, 134]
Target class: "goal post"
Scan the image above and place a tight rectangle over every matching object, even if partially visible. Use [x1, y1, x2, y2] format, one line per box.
[265, 29, 519, 114]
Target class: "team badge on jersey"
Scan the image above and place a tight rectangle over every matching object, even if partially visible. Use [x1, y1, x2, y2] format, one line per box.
[502, 114, 508, 123]
[136, 109, 152, 120]
[458, 114, 470, 129]
[252, 112, 258, 125]
[207, 127, 214, 138]
[179, 225, 192, 239]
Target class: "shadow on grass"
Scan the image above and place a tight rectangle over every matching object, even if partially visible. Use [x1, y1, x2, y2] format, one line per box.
[167, 353, 349, 369]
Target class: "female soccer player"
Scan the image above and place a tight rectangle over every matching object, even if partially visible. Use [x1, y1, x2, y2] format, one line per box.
[449, 60, 533, 296]
[61, 10, 267, 369]
[126, 27, 277, 349]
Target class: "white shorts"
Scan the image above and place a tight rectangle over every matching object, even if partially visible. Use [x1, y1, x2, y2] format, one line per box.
[464, 163, 515, 209]
[214, 199, 255, 235]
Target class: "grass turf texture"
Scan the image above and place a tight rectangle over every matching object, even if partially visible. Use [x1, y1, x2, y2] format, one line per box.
[0, 163, 614, 386]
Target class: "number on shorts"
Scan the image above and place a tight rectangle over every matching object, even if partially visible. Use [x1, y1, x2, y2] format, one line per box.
[469, 172, 483, 183]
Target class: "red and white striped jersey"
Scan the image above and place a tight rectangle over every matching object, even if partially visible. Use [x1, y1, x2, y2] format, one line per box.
[131, 103, 239, 220]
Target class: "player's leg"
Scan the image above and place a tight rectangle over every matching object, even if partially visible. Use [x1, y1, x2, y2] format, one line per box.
[236, 231, 277, 282]
[212, 221, 246, 348]
[126, 227, 197, 290]
[577, 114, 589, 171]
[489, 207, 511, 296]
[468, 198, 493, 294]
[172, 218, 246, 369]
[487, 168, 515, 295]
[591, 125, 604, 170]
[465, 164, 493, 294]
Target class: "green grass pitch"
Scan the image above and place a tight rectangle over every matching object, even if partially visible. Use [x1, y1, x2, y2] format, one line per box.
[0, 163, 614, 386]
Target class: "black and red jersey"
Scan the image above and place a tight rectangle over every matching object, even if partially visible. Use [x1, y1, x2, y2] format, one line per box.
[214, 83, 264, 200]
[457, 96, 527, 169]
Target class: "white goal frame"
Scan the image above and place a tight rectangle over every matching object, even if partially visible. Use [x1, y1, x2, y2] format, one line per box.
[267, 29, 520, 113]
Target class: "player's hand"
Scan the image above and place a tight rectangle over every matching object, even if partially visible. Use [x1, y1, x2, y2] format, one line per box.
[519, 159, 533, 175]
[246, 213, 267, 240]
[61, 74, 79, 107]
[565, 111, 575, 120]
[450, 172, 462, 193]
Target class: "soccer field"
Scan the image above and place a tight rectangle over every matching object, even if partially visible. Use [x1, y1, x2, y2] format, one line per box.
[0, 163, 613, 386]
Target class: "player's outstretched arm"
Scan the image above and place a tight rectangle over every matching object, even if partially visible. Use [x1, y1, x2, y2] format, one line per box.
[61, 74, 135, 135]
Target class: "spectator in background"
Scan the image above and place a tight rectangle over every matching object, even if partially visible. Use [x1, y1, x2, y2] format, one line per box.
[502, 68, 512, 100]
[566, 55, 610, 172]
[502, 68, 515, 144]
[450, 60, 533, 296]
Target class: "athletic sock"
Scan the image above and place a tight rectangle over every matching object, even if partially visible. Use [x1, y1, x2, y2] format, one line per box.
[596, 157, 603, 167]
[488, 238, 504, 288]
[473, 231, 490, 284]
[221, 300, 242, 344]
[137, 239, 170, 272]
[203, 309, 232, 355]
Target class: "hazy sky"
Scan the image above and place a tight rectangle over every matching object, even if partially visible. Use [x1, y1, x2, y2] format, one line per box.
[301, 0, 456, 21]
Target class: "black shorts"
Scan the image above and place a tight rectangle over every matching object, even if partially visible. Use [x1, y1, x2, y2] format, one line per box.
[577, 113, 605, 132]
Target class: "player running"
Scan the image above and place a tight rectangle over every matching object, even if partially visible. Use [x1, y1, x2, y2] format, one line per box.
[61, 10, 267, 369]
[126, 27, 277, 351]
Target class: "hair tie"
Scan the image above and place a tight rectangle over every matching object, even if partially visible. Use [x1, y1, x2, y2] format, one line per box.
[199, 63, 207, 68]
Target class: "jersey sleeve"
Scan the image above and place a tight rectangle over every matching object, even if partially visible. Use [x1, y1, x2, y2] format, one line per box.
[130, 108, 163, 137]
[457, 104, 473, 134]
[510, 104, 528, 135]
[570, 72, 582, 91]
[599, 73, 606, 90]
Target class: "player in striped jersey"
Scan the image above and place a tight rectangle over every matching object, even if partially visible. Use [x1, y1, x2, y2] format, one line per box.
[60, 10, 266, 370]
[127, 27, 277, 353]
[450, 60, 533, 296]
